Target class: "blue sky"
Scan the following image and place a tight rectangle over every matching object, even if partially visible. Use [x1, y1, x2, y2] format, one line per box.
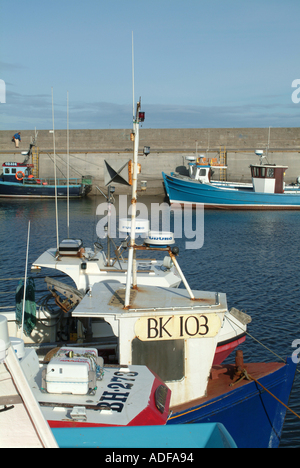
[1, 0, 300, 130]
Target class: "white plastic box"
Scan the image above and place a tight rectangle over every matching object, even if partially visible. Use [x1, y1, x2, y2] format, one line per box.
[45, 347, 98, 395]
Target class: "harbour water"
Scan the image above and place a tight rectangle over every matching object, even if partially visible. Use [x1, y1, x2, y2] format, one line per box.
[0, 195, 300, 448]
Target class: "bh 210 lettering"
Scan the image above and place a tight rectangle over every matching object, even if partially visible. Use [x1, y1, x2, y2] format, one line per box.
[98, 371, 138, 412]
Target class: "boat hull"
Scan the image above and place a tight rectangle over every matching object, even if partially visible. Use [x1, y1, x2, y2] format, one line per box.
[213, 334, 246, 365]
[0, 181, 89, 198]
[167, 358, 296, 448]
[162, 173, 300, 209]
[52, 422, 237, 448]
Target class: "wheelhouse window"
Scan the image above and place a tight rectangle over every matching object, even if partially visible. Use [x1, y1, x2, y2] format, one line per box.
[132, 338, 184, 382]
[251, 166, 275, 178]
[4, 168, 10, 174]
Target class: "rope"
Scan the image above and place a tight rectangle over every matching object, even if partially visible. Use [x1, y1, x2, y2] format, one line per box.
[225, 314, 300, 421]
[55, 152, 83, 178]
[243, 369, 300, 420]
[227, 314, 300, 376]
[0, 274, 68, 281]
[226, 314, 288, 365]
[45, 152, 67, 179]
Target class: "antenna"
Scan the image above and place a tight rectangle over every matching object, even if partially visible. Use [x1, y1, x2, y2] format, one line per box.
[51, 87, 59, 250]
[132, 31, 135, 119]
[21, 220, 30, 340]
[124, 100, 141, 307]
[67, 91, 70, 238]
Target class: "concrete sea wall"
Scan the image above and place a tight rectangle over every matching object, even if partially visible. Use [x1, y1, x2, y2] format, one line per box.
[1, 127, 300, 195]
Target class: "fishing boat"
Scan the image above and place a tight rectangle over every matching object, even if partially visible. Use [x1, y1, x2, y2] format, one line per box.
[71, 280, 296, 448]
[162, 151, 300, 209]
[0, 136, 92, 198]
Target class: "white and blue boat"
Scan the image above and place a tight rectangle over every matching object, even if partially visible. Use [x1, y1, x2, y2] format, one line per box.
[70, 280, 297, 449]
[162, 151, 300, 209]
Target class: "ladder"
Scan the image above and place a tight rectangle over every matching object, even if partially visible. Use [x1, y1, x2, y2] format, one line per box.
[32, 147, 39, 178]
[219, 146, 227, 181]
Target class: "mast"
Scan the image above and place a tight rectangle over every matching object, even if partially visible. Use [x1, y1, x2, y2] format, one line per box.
[51, 87, 59, 250]
[124, 100, 141, 308]
[132, 32, 135, 121]
[21, 221, 30, 340]
[67, 91, 70, 238]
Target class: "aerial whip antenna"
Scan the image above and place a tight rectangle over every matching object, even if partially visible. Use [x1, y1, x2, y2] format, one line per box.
[132, 31, 135, 119]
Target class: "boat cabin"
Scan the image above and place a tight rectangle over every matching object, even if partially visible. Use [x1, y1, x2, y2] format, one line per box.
[72, 282, 227, 408]
[250, 164, 287, 194]
[186, 156, 227, 184]
[1, 162, 33, 183]
[188, 163, 211, 183]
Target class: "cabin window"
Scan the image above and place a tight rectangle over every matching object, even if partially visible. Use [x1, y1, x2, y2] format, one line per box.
[11, 168, 16, 174]
[261, 167, 266, 177]
[131, 338, 184, 382]
[4, 168, 9, 174]
[199, 169, 207, 176]
[267, 168, 274, 178]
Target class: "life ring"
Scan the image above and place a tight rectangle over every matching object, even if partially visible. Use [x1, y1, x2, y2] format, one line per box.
[15, 171, 25, 181]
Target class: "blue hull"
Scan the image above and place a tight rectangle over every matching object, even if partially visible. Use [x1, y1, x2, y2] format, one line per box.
[52, 423, 237, 448]
[0, 181, 88, 198]
[162, 173, 300, 209]
[52, 359, 295, 449]
[167, 358, 297, 448]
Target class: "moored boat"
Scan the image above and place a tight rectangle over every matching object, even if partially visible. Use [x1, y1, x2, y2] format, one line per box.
[163, 151, 300, 209]
[71, 279, 297, 448]
[0, 314, 237, 449]
[0, 136, 92, 198]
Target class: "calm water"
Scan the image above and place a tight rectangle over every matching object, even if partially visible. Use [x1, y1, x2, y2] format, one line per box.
[0, 196, 300, 448]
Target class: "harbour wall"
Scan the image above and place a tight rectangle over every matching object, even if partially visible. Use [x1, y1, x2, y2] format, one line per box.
[1, 127, 300, 195]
